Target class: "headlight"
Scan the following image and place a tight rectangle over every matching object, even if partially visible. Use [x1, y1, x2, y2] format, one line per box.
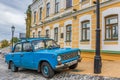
[57, 56, 61, 61]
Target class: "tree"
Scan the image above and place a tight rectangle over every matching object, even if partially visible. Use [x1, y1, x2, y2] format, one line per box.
[10, 37, 19, 44]
[1, 40, 9, 48]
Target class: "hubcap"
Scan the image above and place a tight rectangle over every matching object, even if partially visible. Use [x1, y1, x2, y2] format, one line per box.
[43, 66, 49, 75]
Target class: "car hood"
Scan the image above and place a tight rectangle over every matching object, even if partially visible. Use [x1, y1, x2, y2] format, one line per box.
[36, 48, 80, 55]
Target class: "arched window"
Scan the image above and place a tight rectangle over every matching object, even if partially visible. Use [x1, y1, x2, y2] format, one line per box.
[55, 0, 60, 13]
[46, 3, 50, 17]
[81, 20, 90, 41]
[34, 11, 36, 23]
[105, 14, 118, 40]
[39, 7, 42, 20]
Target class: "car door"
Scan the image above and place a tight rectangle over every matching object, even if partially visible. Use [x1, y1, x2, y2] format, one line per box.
[12, 43, 22, 67]
[21, 42, 34, 69]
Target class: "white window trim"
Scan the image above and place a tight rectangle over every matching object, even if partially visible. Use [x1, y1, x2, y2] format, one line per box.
[53, 23, 60, 43]
[79, 15, 92, 50]
[102, 7, 120, 51]
[64, 20, 72, 48]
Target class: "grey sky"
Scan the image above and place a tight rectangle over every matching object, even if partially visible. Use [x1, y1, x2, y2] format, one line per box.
[0, 0, 32, 41]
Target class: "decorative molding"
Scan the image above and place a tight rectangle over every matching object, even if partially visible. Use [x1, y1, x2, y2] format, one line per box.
[102, 7, 120, 51]
[64, 20, 72, 47]
[79, 15, 92, 50]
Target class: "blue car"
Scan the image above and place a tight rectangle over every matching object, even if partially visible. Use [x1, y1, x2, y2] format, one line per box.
[5, 38, 81, 78]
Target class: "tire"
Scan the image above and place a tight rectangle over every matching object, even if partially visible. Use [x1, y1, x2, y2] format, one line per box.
[41, 62, 54, 78]
[69, 63, 78, 69]
[10, 62, 18, 72]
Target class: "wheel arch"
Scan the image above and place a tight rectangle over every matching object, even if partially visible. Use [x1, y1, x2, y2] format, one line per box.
[37, 60, 53, 72]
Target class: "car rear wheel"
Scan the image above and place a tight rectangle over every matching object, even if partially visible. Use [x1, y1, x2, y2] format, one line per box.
[41, 62, 54, 78]
[69, 63, 78, 69]
[10, 62, 18, 72]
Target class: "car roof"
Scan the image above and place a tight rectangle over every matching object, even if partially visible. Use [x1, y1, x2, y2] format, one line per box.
[19, 38, 51, 43]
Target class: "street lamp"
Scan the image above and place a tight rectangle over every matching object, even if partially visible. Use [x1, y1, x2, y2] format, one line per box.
[11, 26, 15, 49]
[94, 0, 102, 74]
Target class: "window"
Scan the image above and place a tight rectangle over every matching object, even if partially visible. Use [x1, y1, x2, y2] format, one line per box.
[81, 20, 90, 41]
[46, 29, 49, 37]
[55, 0, 60, 13]
[105, 15, 118, 40]
[66, 25, 72, 42]
[23, 43, 32, 52]
[33, 32, 35, 38]
[46, 3, 50, 17]
[14, 44, 22, 52]
[38, 31, 41, 38]
[39, 7, 42, 20]
[34, 11, 36, 23]
[32, 40, 45, 50]
[54, 27, 58, 42]
[66, 0, 72, 8]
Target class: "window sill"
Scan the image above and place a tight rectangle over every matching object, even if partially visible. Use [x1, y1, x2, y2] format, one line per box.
[54, 12, 59, 15]
[65, 6, 73, 10]
[80, 40, 90, 42]
[104, 39, 118, 42]
[65, 41, 71, 42]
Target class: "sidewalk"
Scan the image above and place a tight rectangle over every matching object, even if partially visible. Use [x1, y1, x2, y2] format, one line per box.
[69, 53, 120, 78]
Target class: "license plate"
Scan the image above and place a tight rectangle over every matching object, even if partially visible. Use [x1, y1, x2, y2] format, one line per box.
[66, 60, 77, 66]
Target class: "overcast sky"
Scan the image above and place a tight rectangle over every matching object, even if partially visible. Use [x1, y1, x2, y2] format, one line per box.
[0, 0, 32, 41]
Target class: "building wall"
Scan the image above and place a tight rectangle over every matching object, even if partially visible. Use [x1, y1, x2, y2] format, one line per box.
[28, 0, 120, 52]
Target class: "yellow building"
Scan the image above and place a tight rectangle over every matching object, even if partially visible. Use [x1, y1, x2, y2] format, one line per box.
[26, 0, 120, 54]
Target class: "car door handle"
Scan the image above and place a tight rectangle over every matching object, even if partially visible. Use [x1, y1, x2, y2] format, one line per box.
[20, 54, 24, 57]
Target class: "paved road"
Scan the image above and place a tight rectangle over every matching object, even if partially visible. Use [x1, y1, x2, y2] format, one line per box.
[0, 55, 120, 80]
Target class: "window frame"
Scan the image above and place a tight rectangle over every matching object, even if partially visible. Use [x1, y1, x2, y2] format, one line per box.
[38, 31, 41, 38]
[81, 20, 90, 41]
[46, 3, 50, 17]
[46, 29, 49, 37]
[23, 42, 33, 52]
[14, 43, 22, 52]
[54, 27, 58, 42]
[66, 0, 72, 9]
[66, 25, 72, 42]
[105, 14, 118, 40]
[39, 7, 42, 20]
[34, 11, 36, 23]
[55, 0, 60, 13]
[33, 32, 35, 38]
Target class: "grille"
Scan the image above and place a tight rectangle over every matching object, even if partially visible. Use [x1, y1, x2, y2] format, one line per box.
[60, 52, 78, 61]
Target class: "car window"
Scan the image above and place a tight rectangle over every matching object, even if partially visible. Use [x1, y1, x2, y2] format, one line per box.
[14, 44, 22, 52]
[32, 40, 45, 50]
[23, 42, 32, 52]
[45, 40, 58, 48]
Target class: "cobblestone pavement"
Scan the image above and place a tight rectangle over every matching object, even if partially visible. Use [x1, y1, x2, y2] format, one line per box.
[0, 55, 120, 80]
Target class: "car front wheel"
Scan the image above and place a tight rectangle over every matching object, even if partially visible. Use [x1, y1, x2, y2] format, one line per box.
[10, 62, 18, 72]
[41, 62, 54, 78]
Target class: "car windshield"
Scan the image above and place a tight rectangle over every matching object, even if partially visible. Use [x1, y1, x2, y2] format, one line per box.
[32, 39, 59, 51]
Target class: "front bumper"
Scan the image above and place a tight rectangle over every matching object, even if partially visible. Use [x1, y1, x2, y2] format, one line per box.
[55, 59, 78, 69]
